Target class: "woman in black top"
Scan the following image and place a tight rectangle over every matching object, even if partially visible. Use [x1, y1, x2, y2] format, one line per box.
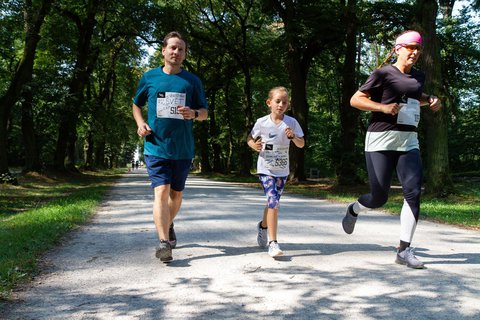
[342, 30, 441, 269]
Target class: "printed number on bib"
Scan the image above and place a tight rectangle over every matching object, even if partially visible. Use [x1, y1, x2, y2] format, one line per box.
[264, 144, 289, 170]
[157, 92, 186, 119]
[397, 98, 420, 127]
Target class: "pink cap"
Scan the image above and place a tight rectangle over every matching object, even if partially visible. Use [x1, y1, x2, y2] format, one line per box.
[395, 31, 422, 48]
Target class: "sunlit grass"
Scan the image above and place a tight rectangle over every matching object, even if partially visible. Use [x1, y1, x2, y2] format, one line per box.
[1, 170, 477, 300]
[198, 173, 480, 229]
[0, 169, 124, 300]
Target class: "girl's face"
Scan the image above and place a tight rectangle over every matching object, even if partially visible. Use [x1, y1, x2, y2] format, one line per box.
[396, 42, 422, 66]
[267, 90, 289, 115]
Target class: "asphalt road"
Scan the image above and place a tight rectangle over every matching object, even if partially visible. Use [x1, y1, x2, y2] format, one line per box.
[2, 169, 479, 319]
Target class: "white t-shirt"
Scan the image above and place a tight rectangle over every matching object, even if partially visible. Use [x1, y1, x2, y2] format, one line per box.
[250, 114, 304, 177]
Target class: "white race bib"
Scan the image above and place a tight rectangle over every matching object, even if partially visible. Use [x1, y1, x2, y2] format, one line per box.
[156, 92, 186, 119]
[397, 98, 420, 127]
[263, 144, 289, 170]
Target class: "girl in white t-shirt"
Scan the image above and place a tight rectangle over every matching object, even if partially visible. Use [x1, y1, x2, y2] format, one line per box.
[247, 87, 305, 258]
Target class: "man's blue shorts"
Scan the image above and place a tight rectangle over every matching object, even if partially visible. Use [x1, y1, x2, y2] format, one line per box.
[144, 155, 192, 191]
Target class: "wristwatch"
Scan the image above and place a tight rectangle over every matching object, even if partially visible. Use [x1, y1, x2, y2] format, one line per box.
[194, 110, 199, 119]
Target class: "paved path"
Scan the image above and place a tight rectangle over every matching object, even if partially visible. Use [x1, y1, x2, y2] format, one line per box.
[2, 169, 479, 319]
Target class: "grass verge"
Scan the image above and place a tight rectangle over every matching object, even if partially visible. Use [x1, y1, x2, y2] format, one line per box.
[0, 169, 124, 300]
[199, 173, 480, 229]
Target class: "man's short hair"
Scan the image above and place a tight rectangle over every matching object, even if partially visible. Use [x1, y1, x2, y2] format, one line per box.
[162, 31, 188, 50]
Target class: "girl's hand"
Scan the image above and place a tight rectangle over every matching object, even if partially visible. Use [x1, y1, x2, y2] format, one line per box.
[285, 127, 295, 140]
[252, 137, 262, 152]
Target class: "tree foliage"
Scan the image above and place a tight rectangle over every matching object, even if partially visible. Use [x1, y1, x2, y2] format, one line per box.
[0, 0, 478, 194]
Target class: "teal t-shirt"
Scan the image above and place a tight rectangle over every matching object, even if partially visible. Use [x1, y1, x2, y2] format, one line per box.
[133, 67, 208, 159]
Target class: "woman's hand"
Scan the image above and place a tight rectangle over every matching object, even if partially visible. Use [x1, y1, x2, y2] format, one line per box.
[428, 96, 442, 112]
[380, 103, 401, 115]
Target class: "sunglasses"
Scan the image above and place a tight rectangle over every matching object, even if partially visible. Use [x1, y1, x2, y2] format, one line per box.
[400, 44, 423, 52]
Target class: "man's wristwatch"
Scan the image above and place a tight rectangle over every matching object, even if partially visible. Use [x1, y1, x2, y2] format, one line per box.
[194, 110, 199, 119]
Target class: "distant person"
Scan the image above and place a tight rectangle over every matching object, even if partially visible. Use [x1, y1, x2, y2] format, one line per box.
[342, 30, 442, 269]
[247, 86, 305, 258]
[132, 31, 208, 262]
[131, 160, 135, 171]
[135, 161, 139, 170]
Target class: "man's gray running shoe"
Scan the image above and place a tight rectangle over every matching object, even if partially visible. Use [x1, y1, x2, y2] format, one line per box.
[395, 247, 424, 269]
[169, 223, 176, 249]
[257, 221, 268, 248]
[342, 203, 357, 234]
[155, 240, 173, 262]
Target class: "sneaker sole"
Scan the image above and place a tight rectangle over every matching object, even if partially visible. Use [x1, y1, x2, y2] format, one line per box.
[342, 205, 357, 234]
[169, 223, 176, 249]
[257, 222, 268, 248]
[269, 251, 284, 258]
[395, 258, 424, 269]
[342, 218, 355, 234]
[156, 249, 173, 262]
[257, 241, 267, 248]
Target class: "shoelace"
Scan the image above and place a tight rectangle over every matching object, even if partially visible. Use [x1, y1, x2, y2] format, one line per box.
[405, 247, 420, 261]
[269, 242, 279, 250]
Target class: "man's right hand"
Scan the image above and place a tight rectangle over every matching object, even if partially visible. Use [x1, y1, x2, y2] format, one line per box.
[137, 123, 152, 137]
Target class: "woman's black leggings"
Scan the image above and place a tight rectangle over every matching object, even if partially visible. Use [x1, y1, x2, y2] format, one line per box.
[358, 149, 423, 243]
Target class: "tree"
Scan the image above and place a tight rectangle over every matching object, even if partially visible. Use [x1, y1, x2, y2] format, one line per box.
[336, 0, 362, 185]
[415, 0, 453, 196]
[0, 0, 53, 177]
[264, 0, 342, 181]
[183, 0, 267, 175]
[52, 0, 101, 171]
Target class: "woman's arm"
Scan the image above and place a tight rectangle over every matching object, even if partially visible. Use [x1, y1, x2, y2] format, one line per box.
[350, 90, 400, 115]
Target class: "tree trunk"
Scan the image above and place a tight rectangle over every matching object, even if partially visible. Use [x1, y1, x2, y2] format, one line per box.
[84, 130, 94, 169]
[337, 0, 363, 185]
[225, 81, 235, 173]
[0, 0, 53, 175]
[286, 56, 308, 182]
[238, 67, 254, 176]
[21, 87, 41, 172]
[208, 91, 219, 173]
[53, 0, 99, 171]
[416, 0, 453, 196]
[94, 137, 106, 169]
[278, 2, 308, 182]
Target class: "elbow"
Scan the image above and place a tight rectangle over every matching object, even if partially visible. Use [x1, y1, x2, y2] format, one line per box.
[350, 96, 358, 108]
[296, 139, 305, 149]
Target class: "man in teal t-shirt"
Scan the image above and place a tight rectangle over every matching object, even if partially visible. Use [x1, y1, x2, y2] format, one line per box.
[132, 31, 208, 262]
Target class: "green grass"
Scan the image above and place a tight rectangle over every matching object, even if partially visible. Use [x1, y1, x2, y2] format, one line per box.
[1, 170, 478, 300]
[198, 173, 480, 229]
[0, 169, 124, 300]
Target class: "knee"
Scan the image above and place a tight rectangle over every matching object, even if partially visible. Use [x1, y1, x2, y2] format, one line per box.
[170, 189, 183, 201]
[267, 196, 280, 209]
[154, 185, 170, 201]
[404, 187, 421, 202]
[369, 193, 389, 208]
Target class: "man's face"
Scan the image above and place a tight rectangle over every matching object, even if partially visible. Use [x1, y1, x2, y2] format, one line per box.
[162, 37, 186, 66]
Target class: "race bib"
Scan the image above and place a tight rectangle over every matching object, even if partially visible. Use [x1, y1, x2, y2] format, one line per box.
[156, 92, 186, 119]
[397, 98, 420, 127]
[263, 144, 289, 170]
